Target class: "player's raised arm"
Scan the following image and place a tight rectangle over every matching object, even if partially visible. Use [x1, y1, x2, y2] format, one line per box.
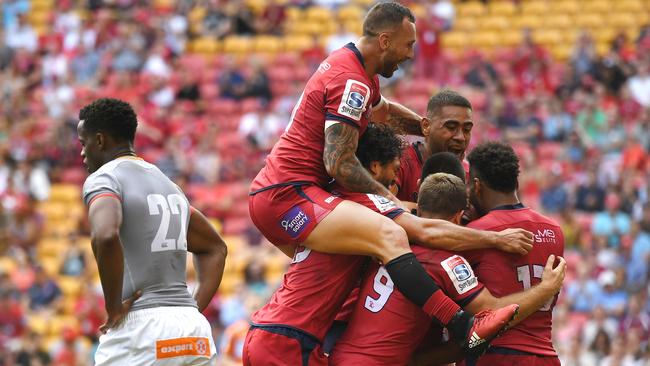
[372, 96, 425, 136]
[88, 196, 135, 332]
[323, 122, 397, 201]
[396, 214, 534, 255]
[187, 207, 228, 312]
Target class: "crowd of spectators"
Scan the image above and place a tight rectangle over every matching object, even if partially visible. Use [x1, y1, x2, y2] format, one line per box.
[0, 0, 649, 365]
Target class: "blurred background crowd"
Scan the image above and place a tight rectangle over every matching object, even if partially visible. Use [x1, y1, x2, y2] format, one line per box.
[0, 0, 649, 365]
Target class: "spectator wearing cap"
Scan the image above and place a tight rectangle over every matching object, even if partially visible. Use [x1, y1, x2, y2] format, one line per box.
[593, 270, 629, 318]
[592, 193, 632, 248]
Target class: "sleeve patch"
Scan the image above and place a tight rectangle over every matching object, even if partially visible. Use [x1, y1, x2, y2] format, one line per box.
[337, 79, 371, 121]
[440, 255, 479, 295]
[366, 194, 398, 213]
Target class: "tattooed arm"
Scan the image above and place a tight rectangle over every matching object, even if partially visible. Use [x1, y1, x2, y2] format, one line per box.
[323, 122, 395, 198]
[372, 97, 424, 136]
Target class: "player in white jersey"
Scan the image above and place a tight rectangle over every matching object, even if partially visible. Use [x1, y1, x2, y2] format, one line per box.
[77, 98, 228, 365]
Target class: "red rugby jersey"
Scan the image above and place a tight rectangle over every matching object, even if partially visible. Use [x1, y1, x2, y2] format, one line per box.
[251, 192, 403, 341]
[331, 248, 484, 366]
[396, 142, 424, 202]
[251, 43, 381, 191]
[464, 204, 564, 356]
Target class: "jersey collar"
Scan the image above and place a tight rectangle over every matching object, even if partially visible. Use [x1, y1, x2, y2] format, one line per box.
[490, 203, 525, 211]
[344, 42, 365, 68]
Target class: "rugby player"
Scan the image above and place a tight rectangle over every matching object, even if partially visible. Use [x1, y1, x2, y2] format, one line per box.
[463, 142, 566, 366]
[247, 4, 526, 362]
[330, 173, 565, 365]
[78, 98, 227, 365]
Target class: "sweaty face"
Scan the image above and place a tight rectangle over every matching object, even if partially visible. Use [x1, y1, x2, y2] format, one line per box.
[425, 106, 473, 160]
[374, 157, 401, 189]
[379, 19, 416, 78]
[77, 120, 102, 173]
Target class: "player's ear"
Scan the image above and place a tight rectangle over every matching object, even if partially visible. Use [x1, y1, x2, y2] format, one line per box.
[95, 132, 105, 150]
[416, 178, 421, 188]
[421, 117, 430, 137]
[378, 32, 391, 51]
[369, 161, 381, 179]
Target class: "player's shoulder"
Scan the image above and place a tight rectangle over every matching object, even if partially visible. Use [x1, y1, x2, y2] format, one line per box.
[528, 208, 562, 229]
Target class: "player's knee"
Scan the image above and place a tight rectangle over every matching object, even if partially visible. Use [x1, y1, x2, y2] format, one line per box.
[376, 219, 409, 262]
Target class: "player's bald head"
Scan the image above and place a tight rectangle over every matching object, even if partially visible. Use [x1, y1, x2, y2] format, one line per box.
[362, 2, 415, 37]
[418, 173, 467, 218]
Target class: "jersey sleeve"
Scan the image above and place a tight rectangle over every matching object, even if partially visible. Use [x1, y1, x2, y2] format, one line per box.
[418, 250, 484, 308]
[82, 171, 122, 206]
[324, 73, 372, 128]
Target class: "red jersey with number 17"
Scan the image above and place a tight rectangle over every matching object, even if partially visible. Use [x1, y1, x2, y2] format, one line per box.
[251, 43, 381, 191]
[464, 204, 564, 356]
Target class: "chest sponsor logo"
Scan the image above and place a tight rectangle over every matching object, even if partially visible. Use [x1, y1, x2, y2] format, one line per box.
[441, 255, 478, 295]
[318, 61, 331, 73]
[367, 194, 397, 213]
[338, 79, 370, 121]
[156, 337, 210, 359]
[534, 229, 557, 244]
[280, 206, 310, 238]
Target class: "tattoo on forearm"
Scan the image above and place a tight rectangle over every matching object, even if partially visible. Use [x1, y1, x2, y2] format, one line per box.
[324, 123, 390, 195]
[387, 113, 422, 136]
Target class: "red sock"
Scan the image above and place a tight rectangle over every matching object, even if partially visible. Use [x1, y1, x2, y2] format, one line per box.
[423, 290, 461, 325]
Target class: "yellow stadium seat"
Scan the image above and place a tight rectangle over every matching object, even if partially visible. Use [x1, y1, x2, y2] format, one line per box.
[0, 257, 16, 274]
[616, 0, 645, 12]
[544, 14, 573, 28]
[552, 45, 573, 61]
[28, 315, 49, 335]
[521, 1, 549, 15]
[596, 42, 610, 55]
[40, 202, 68, 221]
[306, 7, 332, 22]
[49, 184, 81, 203]
[31, 0, 53, 11]
[58, 276, 83, 297]
[442, 31, 470, 49]
[38, 238, 67, 259]
[48, 315, 79, 337]
[458, 1, 487, 17]
[533, 29, 563, 46]
[337, 5, 364, 22]
[607, 13, 640, 28]
[593, 27, 618, 44]
[245, 0, 266, 15]
[40, 257, 60, 276]
[480, 16, 511, 30]
[190, 37, 220, 54]
[470, 31, 500, 48]
[574, 13, 605, 29]
[223, 36, 253, 54]
[454, 17, 479, 31]
[286, 7, 303, 21]
[254, 36, 283, 54]
[344, 20, 362, 36]
[188, 6, 207, 23]
[500, 30, 524, 46]
[153, 0, 173, 10]
[551, 1, 580, 14]
[514, 15, 544, 30]
[489, 1, 517, 16]
[583, 0, 612, 13]
[284, 34, 314, 52]
[28, 10, 50, 27]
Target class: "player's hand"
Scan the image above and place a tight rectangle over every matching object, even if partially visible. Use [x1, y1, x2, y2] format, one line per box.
[100, 290, 142, 334]
[493, 228, 533, 255]
[540, 255, 566, 294]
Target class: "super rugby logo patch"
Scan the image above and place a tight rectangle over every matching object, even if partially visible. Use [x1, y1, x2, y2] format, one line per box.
[338, 79, 370, 121]
[280, 206, 310, 238]
[441, 255, 478, 295]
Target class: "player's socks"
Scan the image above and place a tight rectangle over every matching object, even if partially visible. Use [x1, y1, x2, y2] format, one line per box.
[384, 252, 460, 324]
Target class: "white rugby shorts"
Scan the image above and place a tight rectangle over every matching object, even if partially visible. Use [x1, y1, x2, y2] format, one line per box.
[95, 306, 216, 365]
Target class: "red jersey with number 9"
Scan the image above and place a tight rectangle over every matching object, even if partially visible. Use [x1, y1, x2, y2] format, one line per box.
[464, 205, 564, 356]
[330, 246, 484, 366]
[251, 43, 381, 191]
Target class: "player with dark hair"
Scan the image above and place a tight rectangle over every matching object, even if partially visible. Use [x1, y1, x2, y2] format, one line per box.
[421, 151, 467, 184]
[246, 3, 526, 364]
[78, 98, 227, 365]
[330, 173, 565, 366]
[463, 141, 566, 366]
[396, 89, 474, 203]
